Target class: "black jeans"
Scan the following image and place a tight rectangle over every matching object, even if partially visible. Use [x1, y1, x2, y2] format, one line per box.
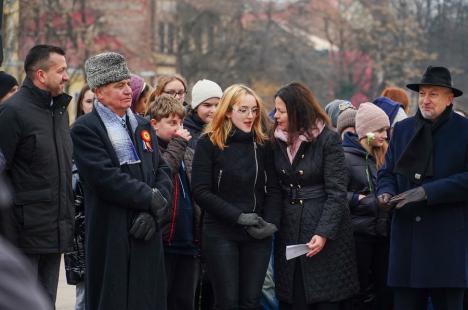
[203, 231, 271, 310]
[25, 253, 61, 307]
[165, 253, 200, 310]
[393, 287, 465, 310]
[354, 234, 392, 310]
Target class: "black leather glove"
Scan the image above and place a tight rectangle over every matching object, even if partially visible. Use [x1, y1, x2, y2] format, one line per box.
[237, 213, 260, 226]
[389, 187, 427, 209]
[129, 212, 156, 241]
[377, 193, 393, 211]
[150, 188, 168, 224]
[246, 218, 278, 239]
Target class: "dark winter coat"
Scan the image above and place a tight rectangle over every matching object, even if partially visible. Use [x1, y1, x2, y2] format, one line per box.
[183, 113, 205, 150]
[71, 109, 172, 310]
[158, 137, 201, 247]
[0, 78, 74, 253]
[342, 132, 389, 236]
[272, 127, 359, 304]
[377, 110, 468, 288]
[191, 130, 282, 238]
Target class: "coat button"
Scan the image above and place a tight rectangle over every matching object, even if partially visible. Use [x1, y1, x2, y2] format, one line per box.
[298, 170, 304, 176]
[299, 200, 303, 205]
[301, 154, 305, 159]
[282, 169, 286, 174]
[297, 184, 301, 189]
[415, 216, 422, 222]
[290, 184, 294, 187]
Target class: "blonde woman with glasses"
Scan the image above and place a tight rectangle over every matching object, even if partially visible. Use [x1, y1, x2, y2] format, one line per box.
[192, 84, 282, 310]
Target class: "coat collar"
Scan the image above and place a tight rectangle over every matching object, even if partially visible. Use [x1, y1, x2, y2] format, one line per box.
[22, 78, 72, 110]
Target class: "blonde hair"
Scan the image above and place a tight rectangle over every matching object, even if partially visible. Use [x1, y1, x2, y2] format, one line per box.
[205, 84, 267, 149]
[361, 138, 388, 169]
[147, 94, 185, 121]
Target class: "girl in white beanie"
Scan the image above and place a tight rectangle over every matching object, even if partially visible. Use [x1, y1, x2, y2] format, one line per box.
[183, 79, 223, 149]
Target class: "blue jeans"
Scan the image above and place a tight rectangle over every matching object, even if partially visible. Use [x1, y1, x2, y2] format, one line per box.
[203, 232, 271, 310]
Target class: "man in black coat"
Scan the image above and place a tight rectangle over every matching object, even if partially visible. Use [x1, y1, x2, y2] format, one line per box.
[0, 44, 74, 306]
[71, 52, 172, 310]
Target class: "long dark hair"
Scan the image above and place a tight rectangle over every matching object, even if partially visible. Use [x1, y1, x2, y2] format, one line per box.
[273, 82, 330, 144]
[76, 84, 91, 118]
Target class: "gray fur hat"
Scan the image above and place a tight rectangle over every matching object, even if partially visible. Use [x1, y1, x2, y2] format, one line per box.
[85, 52, 130, 89]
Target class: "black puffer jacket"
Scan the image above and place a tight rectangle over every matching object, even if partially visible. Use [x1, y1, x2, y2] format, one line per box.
[0, 78, 74, 253]
[191, 130, 282, 237]
[342, 132, 389, 237]
[273, 127, 358, 304]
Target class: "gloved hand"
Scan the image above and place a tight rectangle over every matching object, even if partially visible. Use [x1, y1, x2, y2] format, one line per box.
[246, 218, 278, 239]
[129, 212, 156, 241]
[150, 188, 168, 224]
[237, 213, 260, 226]
[389, 187, 427, 209]
[377, 193, 393, 211]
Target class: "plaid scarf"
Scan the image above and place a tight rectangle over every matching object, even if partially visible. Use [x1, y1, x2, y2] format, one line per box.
[95, 101, 141, 165]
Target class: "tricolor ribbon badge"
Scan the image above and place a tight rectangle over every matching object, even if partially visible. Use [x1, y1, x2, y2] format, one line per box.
[141, 130, 153, 152]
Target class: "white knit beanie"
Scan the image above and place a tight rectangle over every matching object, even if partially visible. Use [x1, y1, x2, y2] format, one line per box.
[191, 79, 223, 109]
[355, 102, 390, 139]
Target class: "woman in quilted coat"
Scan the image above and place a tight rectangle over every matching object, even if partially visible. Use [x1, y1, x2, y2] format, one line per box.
[271, 82, 358, 310]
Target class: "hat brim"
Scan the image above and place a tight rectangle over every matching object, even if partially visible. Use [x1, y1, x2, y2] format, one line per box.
[406, 83, 463, 97]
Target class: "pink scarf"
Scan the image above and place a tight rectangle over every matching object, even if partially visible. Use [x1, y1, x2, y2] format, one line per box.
[274, 120, 325, 163]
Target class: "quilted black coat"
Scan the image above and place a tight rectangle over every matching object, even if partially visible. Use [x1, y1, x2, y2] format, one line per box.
[273, 127, 359, 304]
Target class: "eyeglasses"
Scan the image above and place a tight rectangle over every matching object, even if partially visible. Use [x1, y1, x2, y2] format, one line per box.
[232, 106, 259, 116]
[163, 90, 186, 97]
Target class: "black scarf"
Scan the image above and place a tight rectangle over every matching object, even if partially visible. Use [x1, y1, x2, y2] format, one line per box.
[393, 105, 453, 184]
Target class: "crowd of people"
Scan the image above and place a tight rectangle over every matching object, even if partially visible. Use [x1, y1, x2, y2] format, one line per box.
[0, 44, 467, 310]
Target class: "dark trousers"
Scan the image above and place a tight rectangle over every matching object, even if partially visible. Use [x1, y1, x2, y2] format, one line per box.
[25, 253, 61, 307]
[279, 262, 341, 310]
[203, 233, 271, 310]
[165, 253, 200, 310]
[354, 234, 392, 310]
[394, 287, 465, 310]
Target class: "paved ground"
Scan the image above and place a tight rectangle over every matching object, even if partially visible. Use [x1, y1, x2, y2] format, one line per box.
[56, 257, 76, 310]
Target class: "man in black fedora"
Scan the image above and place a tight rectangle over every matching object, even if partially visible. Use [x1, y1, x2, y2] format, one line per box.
[377, 66, 468, 309]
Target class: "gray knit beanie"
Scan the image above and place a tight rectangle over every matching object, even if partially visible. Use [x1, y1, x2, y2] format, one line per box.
[325, 99, 353, 127]
[336, 108, 357, 134]
[85, 52, 130, 89]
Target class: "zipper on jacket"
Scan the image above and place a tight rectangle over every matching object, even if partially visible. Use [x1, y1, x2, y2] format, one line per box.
[252, 141, 258, 212]
[217, 169, 223, 192]
[51, 108, 62, 250]
[365, 153, 374, 193]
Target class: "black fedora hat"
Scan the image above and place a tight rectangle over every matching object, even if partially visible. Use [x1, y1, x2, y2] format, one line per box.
[407, 66, 463, 97]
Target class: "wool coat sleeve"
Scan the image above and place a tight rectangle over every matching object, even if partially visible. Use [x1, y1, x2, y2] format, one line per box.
[314, 132, 348, 240]
[71, 121, 153, 211]
[161, 137, 188, 176]
[377, 124, 399, 197]
[422, 148, 468, 205]
[191, 136, 243, 225]
[0, 105, 21, 168]
[262, 142, 283, 228]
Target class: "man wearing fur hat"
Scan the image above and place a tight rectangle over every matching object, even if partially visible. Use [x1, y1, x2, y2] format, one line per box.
[71, 52, 172, 310]
[377, 66, 468, 309]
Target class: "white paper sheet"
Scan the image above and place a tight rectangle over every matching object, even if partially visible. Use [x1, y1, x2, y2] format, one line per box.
[285, 244, 310, 260]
